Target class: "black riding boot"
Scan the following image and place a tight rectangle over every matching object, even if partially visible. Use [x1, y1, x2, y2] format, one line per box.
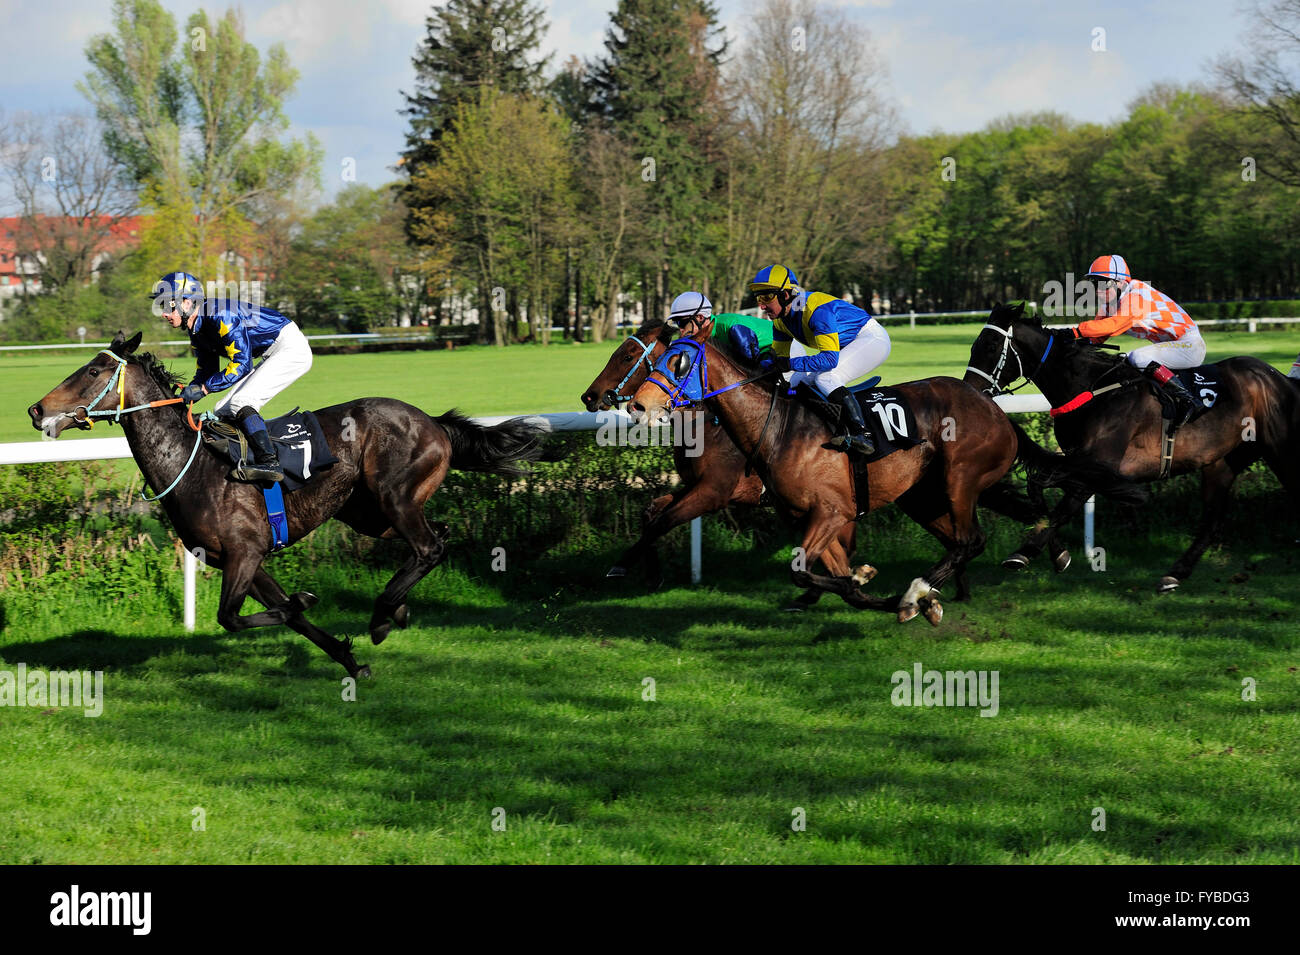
[1142, 362, 1197, 429]
[828, 387, 876, 456]
[234, 409, 284, 483]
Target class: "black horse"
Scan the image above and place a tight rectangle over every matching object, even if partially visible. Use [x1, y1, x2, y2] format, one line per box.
[28, 332, 551, 677]
[964, 302, 1300, 591]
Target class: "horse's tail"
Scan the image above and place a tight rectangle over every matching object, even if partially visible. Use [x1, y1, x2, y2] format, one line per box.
[1010, 420, 1147, 505]
[435, 409, 561, 476]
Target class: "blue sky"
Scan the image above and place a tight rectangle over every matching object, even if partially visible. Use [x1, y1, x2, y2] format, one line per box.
[0, 0, 1253, 204]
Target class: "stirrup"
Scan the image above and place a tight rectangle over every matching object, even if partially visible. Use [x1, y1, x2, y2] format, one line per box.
[232, 461, 284, 483]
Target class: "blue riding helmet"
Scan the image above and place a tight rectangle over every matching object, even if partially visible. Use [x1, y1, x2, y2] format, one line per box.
[147, 271, 205, 314]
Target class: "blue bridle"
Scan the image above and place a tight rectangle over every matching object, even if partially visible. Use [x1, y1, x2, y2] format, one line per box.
[645, 339, 756, 408]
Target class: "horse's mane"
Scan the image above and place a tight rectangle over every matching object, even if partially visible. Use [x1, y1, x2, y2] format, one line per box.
[129, 351, 185, 395]
[633, 317, 673, 340]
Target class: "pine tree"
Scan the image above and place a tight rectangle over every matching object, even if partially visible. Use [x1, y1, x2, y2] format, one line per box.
[586, 0, 725, 318]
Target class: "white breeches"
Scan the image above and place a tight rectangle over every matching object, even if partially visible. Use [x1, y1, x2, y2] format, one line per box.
[787, 320, 892, 393]
[1125, 326, 1206, 371]
[212, 322, 313, 416]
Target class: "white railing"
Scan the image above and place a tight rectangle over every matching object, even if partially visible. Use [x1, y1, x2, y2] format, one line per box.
[2, 399, 1090, 630]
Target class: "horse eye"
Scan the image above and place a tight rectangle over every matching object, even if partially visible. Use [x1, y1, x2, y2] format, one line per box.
[88, 368, 99, 378]
[672, 354, 688, 376]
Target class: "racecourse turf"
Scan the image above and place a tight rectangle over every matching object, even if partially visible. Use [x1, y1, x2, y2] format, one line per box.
[1, 323, 1298, 863]
[0, 513, 1296, 864]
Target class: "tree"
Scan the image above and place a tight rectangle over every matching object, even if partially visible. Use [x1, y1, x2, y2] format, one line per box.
[722, 0, 895, 306]
[79, 0, 320, 278]
[587, 0, 726, 318]
[0, 111, 137, 292]
[407, 90, 577, 346]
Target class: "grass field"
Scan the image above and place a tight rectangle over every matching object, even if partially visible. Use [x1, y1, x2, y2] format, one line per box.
[1, 323, 1298, 864]
[0, 511, 1296, 864]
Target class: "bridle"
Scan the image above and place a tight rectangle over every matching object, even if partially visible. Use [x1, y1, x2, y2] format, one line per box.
[611, 332, 664, 403]
[965, 323, 1055, 396]
[56, 349, 206, 501]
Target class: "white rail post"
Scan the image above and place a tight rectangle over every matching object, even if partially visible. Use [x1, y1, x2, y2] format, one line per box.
[1084, 495, 1096, 560]
[690, 516, 702, 584]
[183, 546, 197, 631]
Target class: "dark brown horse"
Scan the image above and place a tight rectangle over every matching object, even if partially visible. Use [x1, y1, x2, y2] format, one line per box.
[627, 335, 1080, 622]
[28, 332, 551, 677]
[964, 302, 1300, 591]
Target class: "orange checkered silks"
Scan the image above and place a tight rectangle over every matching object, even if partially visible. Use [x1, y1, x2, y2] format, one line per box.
[1077, 280, 1195, 344]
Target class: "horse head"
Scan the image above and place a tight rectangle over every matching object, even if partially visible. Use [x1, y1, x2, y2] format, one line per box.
[580, 319, 675, 411]
[27, 330, 149, 438]
[963, 302, 1052, 395]
[628, 338, 708, 424]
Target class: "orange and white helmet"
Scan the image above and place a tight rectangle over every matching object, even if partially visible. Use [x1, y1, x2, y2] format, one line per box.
[1086, 254, 1130, 282]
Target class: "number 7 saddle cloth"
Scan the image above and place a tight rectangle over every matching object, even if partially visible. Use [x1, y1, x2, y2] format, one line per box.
[200, 408, 339, 491]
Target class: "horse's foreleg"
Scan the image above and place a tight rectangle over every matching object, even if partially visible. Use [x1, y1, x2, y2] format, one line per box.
[250, 567, 367, 678]
[979, 480, 1070, 572]
[609, 479, 732, 587]
[789, 510, 894, 611]
[217, 548, 298, 631]
[1160, 459, 1239, 592]
[1003, 486, 1090, 571]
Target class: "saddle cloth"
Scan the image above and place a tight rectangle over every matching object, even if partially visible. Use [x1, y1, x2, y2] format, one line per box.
[202, 408, 338, 491]
[796, 382, 922, 464]
[1152, 364, 1221, 425]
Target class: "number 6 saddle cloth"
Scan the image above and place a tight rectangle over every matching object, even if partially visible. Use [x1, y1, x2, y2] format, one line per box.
[200, 408, 339, 491]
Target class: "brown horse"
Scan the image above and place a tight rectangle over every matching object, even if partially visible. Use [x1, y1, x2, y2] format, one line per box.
[628, 336, 1052, 622]
[964, 302, 1300, 591]
[28, 332, 551, 677]
[580, 318, 767, 585]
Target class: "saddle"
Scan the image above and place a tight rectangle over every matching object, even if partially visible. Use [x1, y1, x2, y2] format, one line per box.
[791, 381, 922, 520]
[201, 408, 339, 491]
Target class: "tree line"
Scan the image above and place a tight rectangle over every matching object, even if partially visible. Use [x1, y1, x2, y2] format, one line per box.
[4, 0, 1300, 343]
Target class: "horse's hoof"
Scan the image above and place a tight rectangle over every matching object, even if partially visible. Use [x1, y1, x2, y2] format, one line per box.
[1157, 576, 1181, 593]
[392, 603, 409, 629]
[1052, 550, 1072, 574]
[605, 565, 628, 579]
[921, 597, 944, 627]
[355, 664, 372, 680]
[370, 622, 392, 645]
[290, 591, 319, 613]
[852, 564, 878, 585]
[1001, 553, 1030, 571]
[897, 604, 919, 624]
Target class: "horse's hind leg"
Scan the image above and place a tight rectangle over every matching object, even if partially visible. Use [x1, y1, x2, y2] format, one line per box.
[369, 503, 449, 645]
[1160, 459, 1240, 593]
[250, 567, 367, 678]
[1003, 486, 1090, 571]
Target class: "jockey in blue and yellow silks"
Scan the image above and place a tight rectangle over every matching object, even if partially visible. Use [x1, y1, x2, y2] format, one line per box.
[750, 264, 892, 455]
[149, 271, 313, 482]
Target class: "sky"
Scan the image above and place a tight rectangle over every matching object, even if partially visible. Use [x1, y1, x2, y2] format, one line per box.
[0, 0, 1256, 206]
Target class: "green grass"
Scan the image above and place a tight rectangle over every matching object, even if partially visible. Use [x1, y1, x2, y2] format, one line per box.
[4, 323, 1300, 444]
[0, 509, 1296, 864]
[2, 325, 1299, 864]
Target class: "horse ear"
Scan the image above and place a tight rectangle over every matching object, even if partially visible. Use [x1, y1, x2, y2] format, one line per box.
[110, 330, 126, 352]
[123, 331, 143, 355]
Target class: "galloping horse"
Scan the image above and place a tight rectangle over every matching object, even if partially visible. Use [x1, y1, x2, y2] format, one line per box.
[964, 302, 1300, 591]
[627, 335, 1100, 622]
[583, 317, 1074, 592]
[580, 318, 766, 584]
[28, 332, 551, 677]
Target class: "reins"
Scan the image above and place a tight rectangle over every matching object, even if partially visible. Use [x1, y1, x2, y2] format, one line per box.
[65, 349, 207, 501]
